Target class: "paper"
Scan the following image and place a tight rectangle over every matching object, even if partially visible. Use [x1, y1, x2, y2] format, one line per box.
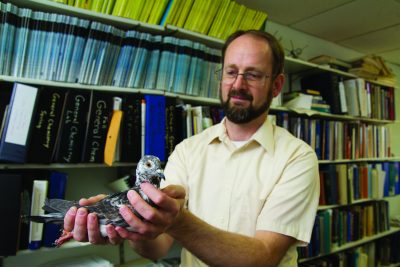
[5, 84, 38, 146]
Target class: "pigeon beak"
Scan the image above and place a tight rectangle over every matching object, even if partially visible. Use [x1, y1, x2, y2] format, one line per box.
[157, 169, 165, 180]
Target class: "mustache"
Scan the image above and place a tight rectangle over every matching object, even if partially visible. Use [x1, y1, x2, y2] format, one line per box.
[228, 90, 253, 101]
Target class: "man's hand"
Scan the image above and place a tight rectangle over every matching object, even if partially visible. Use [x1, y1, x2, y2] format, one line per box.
[63, 194, 123, 245]
[115, 184, 186, 241]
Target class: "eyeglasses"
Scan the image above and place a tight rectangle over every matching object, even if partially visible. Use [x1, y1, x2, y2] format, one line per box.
[215, 69, 270, 86]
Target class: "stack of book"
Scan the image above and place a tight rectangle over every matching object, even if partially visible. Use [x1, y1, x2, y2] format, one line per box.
[349, 55, 396, 86]
[47, 0, 268, 39]
[0, 2, 222, 98]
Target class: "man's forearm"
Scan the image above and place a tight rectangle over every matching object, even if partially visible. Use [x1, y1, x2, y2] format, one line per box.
[128, 234, 174, 261]
[166, 209, 286, 267]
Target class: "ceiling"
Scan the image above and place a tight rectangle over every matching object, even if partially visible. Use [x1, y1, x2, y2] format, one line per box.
[237, 0, 400, 67]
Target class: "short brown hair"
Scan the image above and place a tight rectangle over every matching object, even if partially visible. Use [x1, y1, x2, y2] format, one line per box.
[222, 30, 285, 78]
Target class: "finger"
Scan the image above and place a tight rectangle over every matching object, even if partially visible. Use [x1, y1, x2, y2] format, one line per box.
[87, 213, 105, 244]
[115, 226, 146, 242]
[119, 204, 147, 229]
[73, 208, 89, 242]
[126, 190, 161, 223]
[161, 185, 186, 199]
[141, 183, 181, 213]
[79, 194, 107, 206]
[106, 225, 123, 245]
[64, 206, 77, 232]
[118, 224, 158, 240]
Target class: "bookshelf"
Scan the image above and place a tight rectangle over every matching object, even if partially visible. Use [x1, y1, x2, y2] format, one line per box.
[0, 0, 399, 266]
[298, 226, 400, 263]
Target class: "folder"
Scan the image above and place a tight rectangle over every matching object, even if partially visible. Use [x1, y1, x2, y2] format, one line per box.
[0, 83, 38, 163]
[104, 97, 123, 166]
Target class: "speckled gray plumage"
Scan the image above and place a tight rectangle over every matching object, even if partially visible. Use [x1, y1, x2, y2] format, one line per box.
[28, 155, 165, 231]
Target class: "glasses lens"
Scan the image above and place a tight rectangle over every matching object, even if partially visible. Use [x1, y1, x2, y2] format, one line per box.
[217, 69, 269, 85]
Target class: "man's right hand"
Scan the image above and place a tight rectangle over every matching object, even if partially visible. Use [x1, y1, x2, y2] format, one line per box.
[63, 194, 123, 245]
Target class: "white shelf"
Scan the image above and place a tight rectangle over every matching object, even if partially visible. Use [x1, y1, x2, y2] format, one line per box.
[299, 227, 400, 263]
[1, 75, 395, 124]
[318, 157, 400, 164]
[270, 106, 396, 124]
[318, 196, 400, 210]
[0, 75, 221, 104]
[0, 162, 136, 170]
[16, 241, 91, 255]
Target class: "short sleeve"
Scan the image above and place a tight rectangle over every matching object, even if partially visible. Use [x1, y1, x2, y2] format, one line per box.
[256, 147, 320, 244]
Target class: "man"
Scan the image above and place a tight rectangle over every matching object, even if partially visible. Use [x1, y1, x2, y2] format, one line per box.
[65, 30, 319, 266]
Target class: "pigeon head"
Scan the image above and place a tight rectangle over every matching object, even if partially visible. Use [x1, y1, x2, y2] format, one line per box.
[135, 155, 165, 188]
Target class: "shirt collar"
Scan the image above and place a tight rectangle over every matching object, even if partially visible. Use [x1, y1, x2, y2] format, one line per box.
[206, 117, 275, 155]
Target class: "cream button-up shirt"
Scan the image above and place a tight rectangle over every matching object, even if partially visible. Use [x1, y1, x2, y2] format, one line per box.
[163, 117, 320, 267]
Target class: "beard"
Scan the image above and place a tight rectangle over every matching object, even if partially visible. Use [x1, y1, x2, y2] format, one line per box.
[220, 87, 273, 124]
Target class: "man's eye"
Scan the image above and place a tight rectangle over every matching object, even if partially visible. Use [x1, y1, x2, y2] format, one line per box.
[224, 70, 237, 77]
[246, 72, 262, 80]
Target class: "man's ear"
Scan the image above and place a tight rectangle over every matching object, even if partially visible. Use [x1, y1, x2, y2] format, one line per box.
[272, 73, 285, 97]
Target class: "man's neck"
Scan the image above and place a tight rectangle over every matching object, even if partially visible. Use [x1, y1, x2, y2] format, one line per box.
[225, 114, 267, 141]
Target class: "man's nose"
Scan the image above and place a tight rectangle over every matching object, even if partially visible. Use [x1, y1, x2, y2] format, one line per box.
[232, 73, 247, 88]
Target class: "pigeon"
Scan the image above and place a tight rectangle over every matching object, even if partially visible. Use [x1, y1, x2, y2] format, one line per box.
[26, 155, 165, 246]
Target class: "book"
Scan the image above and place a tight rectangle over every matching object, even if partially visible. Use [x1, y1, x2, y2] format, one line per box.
[81, 91, 115, 163]
[301, 73, 347, 114]
[120, 94, 141, 162]
[165, 98, 178, 158]
[343, 78, 361, 117]
[308, 55, 352, 71]
[0, 83, 39, 163]
[27, 87, 66, 163]
[53, 90, 91, 163]
[42, 171, 67, 247]
[282, 92, 313, 109]
[143, 35, 163, 89]
[0, 173, 23, 256]
[28, 179, 49, 250]
[144, 95, 166, 161]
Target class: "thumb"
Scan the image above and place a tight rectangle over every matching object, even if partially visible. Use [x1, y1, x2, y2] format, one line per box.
[162, 185, 186, 199]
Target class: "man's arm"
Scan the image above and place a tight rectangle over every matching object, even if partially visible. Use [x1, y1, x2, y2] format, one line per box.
[120, 183, 296, 267]
[168, 209, 296, 267]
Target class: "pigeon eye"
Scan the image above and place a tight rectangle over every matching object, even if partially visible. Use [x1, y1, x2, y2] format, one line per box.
[145, 161, 153, 168]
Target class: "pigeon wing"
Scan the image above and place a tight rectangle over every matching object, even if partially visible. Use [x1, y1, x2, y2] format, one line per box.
[43, 198, 79, 215]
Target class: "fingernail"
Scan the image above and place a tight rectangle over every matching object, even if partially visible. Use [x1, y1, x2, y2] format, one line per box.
[78, 209, 86, 216]
[88, 214, 96, 222]
[68, 207, 76, 215]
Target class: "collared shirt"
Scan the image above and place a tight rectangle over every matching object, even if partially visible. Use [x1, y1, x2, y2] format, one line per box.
[163, 117, 320, 267]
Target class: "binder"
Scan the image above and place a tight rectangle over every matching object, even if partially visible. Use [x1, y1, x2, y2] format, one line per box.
[104, 97, 123, 166]
[120, 94, 141, 162]
[81, 91, 114, 163]
[0, 83, 38, 163]
[144, 94, 166, 161]
[43, 171, 68, 247]
[53, 90, 91, 163]
[0, 173, 23, 256]
[27, 87, 66, 163]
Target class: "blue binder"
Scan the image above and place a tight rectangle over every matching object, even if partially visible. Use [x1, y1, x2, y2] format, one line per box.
[144, 95, 166, 161]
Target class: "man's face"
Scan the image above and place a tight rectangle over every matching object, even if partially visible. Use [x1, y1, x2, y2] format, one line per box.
[219, 35, 275, 124]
